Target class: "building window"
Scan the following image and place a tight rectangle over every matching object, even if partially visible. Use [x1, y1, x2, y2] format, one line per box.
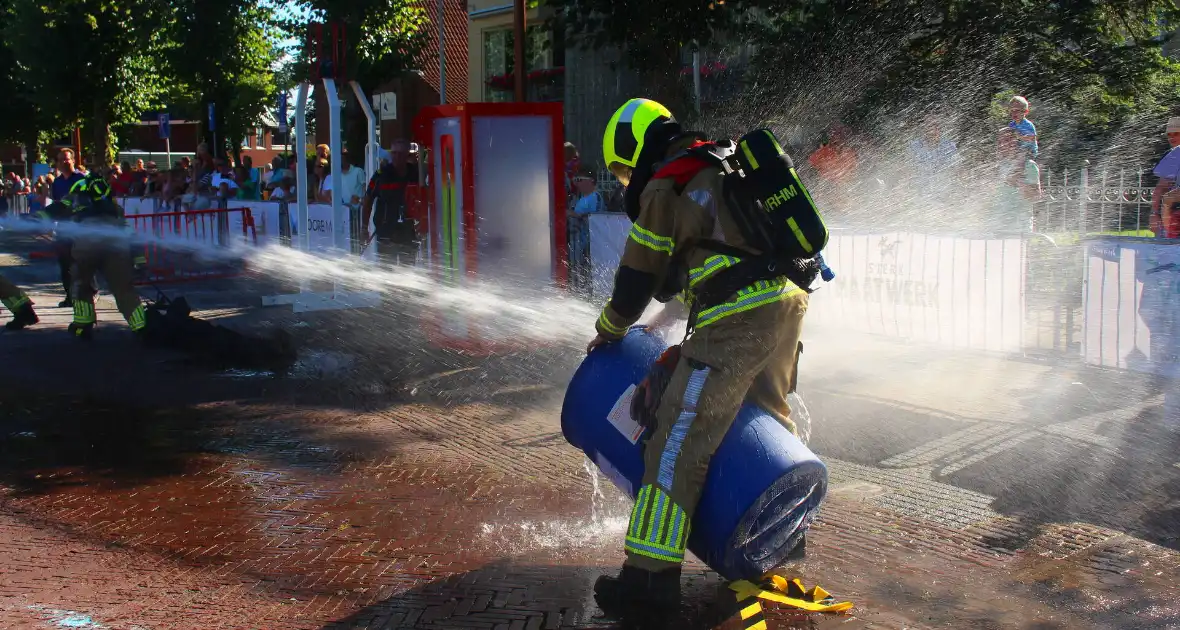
[483, 25, 552, 103]
[256, 128, 264, 149]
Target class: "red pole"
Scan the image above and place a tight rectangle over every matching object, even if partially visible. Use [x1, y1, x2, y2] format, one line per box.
[73, 127, 82, 167]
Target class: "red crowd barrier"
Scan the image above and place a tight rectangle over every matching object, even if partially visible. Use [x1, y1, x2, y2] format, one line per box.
[128, 207, 257, 285]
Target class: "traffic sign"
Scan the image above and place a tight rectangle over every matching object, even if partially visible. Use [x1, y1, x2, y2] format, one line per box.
[207, 103, 216, 131]
[158, 113, 171, 139]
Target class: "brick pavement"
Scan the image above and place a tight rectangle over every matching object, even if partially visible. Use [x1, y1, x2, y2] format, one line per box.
[3, 232, 1180, 629]
[1, 385, 1177, 629]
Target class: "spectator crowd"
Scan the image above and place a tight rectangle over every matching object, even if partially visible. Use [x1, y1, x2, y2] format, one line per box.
[4, 93, 1179, 246]
[1, 139, 412, 218]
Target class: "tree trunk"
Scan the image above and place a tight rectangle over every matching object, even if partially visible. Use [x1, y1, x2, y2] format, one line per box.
[23, 130, 40, 176]
[93, 104, 112, 170]
[213, 90, 228, 161]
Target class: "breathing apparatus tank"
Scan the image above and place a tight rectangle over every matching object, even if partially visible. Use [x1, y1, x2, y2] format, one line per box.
[561, 327, 828, 581]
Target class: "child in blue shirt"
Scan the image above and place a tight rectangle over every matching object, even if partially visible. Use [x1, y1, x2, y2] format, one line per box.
[568, 167, 605, 279]
[1007, 95, 1038, 158]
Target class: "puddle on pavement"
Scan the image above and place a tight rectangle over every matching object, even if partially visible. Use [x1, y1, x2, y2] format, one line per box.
[26, 606, 108, 629]
[478, 515, 630, 553]
[479, 458, 631, 555]
[213, 349, 356, 380]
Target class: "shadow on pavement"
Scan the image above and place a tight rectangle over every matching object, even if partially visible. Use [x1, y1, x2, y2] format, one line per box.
[317, 560, 827, 630]
[0, 390, 211, 494]
[808, 359, 1180, 554]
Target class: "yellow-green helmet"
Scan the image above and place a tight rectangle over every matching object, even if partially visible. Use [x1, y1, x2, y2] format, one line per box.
[69, 174, 111, 201]
[603, 98, 674, 169]
[68, 177, 90, 197]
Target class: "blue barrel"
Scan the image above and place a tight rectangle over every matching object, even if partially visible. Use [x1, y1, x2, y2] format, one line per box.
[561, 328, 827, 581]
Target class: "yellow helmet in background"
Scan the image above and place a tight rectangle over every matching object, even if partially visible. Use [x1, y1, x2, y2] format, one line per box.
[602, 98, 674, 169]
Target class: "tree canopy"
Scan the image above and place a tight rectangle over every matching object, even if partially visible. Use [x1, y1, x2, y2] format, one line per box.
[557, 0, 1180, 165]
[163, 0, 283, 160]
[3, 0, 170, 163]
[0, 0, 287, 167]
[278, 0, 428, 154]
[0, 2, 44, 159]
[3, 0, 1177, 170]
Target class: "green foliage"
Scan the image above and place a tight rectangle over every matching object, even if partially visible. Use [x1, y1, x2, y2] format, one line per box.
[4, 0, 170, 164]
[556, 0, 1180, 162]
[162, 0, 283, 160]
[0, 3, 44, 147]
[550, 0, 765, 112]
[274, 0, 428, 156]
[736, 0, 1180, 164]
[1, 0, 283, 165]
[280, 0, 428, 88]
[550, 0, 758, 69]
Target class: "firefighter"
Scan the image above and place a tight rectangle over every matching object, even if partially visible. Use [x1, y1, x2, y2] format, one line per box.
[588, 99, 821, 624]
[361, 139, 420, 267]
[50, 148, 87, 306]
[40, 175, 147, 340]
[0, 274, 38, 330]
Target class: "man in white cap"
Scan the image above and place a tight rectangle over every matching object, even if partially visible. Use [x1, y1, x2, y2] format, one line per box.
[1151, 117, 1180, 238]
[362, 139, 420, 266]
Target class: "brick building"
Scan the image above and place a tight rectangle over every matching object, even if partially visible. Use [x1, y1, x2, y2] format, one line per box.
[121, 113, 289, 168]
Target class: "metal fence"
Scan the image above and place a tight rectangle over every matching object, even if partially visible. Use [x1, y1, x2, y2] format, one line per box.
[1, 193, 31, 217]
[1039, 166, 1156, 236]
[1025, 166, 1159, 356]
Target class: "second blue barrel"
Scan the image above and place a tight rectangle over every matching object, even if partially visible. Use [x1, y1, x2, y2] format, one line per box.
[561, 327, 827, 581]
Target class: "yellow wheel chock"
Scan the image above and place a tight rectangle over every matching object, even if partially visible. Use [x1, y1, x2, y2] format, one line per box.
[726, 574, 853, 628]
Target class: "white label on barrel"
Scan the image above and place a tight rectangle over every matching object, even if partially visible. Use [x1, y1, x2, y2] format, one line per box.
[607, 384, 644, 445]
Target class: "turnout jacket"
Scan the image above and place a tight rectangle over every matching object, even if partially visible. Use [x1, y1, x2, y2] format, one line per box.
[595, 138, 806, 339]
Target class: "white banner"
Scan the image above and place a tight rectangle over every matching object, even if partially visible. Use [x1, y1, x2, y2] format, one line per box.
[228, 201, 283, 249]
[1083, 238, 1180, 377]
[305, 202, 348, 254]
[120, 197, 153, 215]
[808, 232, 1026, 352]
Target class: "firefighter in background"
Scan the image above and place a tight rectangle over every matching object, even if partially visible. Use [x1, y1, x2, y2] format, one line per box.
[362, 139, 420, 267]
[587, 99, 825, 624]
[0, 274, 38, 330]
[50, 148, 87, 307]
[39, 175, 147, 340]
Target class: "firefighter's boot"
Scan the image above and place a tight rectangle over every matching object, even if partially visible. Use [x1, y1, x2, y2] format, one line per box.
[70, 300, 97, 341]
[67, 322, 94, 341]
[593, 565, 681, 627]
[4, 302, 38, 331]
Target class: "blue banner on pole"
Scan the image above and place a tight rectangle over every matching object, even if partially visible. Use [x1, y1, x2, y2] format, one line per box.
[278, 93, 288, 133]
[207, 103, 216, 131]
[157, 113, 171, 139]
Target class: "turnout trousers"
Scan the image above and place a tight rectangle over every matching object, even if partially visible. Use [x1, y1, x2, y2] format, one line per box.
[54, 239, 74, 301]
[375, 235, 419, 268]
[0, 274, 31, 314]
[624, 292, 808, 572]
[70, 236, 147, 332]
